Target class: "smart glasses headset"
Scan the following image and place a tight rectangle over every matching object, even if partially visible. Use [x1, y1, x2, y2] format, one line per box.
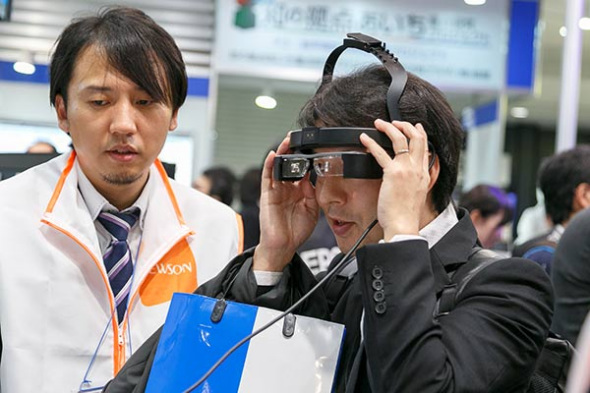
[274, 32, 436, 182]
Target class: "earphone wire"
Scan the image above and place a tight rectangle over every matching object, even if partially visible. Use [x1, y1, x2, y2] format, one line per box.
[182, 218, 379, 393]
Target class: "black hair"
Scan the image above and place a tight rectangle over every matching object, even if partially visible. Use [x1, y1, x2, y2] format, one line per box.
[49, 6, 187, 111]
[539, 145, 590, 225]
[459, 184, 514, 226]
[240, 167, 262, 206]
[203, 166, 237, 206]
[298, 65, 463, 213]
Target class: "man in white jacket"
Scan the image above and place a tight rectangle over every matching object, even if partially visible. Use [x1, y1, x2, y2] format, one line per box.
[0, 7, 243, 392]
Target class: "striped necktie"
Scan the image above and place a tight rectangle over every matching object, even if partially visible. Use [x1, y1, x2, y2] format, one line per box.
[97, 210, 139, 325]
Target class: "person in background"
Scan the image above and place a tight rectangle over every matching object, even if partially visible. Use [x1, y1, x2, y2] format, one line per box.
[239, 166, 262, 249]
[26, 140, 58, 154]
[0, 141, 59, 182]
[0, 7, 242, 392]
[513, 145, 590, 274]
[192, 165, 237, 206]
[564, 308, 590, 392]
[458, 184, 514, 249]
[551, 207, 590, 346]
[513, 188, 551, 246]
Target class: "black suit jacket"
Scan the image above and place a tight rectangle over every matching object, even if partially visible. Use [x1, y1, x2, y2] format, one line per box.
[551, 208, 590, 346]
[105, 209, 553, 393]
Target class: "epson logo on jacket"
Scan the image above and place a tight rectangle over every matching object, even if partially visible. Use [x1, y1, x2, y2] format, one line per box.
[149, 263, 193, 276]
[139, 239, 198, 306]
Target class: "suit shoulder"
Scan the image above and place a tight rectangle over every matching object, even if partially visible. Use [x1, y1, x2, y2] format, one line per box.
[487, 255, 550, 276]
[467, 255, 553, 298]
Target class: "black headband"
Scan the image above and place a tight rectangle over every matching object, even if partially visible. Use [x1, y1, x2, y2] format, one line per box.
[287, 33, 409, 154]
[320, 32, 407, 122]
[289, 127, 393, 152]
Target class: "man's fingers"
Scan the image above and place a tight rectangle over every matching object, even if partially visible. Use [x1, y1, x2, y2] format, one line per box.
[262, 135, 290, 186]
[416, 123, 431, 169]
[375, 119, 409, 155]
[360, 132, 391, 168]
[276, 136, 291, 155]
[262, 150, 276, 176]
[391, 120, 427, 158]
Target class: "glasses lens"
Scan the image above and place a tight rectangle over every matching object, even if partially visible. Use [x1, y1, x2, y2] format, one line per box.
[313, 155, 344, 177]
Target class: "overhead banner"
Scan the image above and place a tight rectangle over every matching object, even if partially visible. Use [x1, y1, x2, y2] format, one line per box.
[461, 99, 509, 189]
[214, 0, 510, 91]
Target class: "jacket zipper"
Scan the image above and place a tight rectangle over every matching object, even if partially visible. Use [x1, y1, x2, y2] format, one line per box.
[118, 229, 194, 368]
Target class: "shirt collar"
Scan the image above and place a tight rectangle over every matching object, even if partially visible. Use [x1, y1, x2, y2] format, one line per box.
[76, 160, 151, 229]
[549, 223, 565, 243]
[419, 203, 459, 249]
[340, 203, 459, 278]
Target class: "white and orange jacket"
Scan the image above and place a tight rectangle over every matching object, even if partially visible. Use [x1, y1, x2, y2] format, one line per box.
[0, 153, 243, 392]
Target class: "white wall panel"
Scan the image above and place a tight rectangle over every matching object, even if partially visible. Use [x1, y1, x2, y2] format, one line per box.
[213, 83, 313, 177]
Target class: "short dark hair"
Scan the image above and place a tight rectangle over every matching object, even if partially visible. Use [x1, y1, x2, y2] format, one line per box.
[539, 145, 590, 225]
[240, 167, 262, 205]
[203, 166, 237, 206]
[297, 65, 464, 213]
[49, 6, 187, 111]
[459, 184, 514, 226]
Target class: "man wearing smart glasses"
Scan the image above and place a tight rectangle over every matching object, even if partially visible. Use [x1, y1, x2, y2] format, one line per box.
[107, 33, 553, 392]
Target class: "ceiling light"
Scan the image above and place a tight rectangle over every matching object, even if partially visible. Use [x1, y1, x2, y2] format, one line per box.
[559, 26, 567, 37]
[464, 0, 486, 5]
[510, 107, 529, 119]
[255, 94, 277, 110]
[579, 17, 590, 30]
[13, 61, 36, 75]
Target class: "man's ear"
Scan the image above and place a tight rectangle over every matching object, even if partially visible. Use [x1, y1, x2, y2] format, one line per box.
[573, 182, 590, 212]
[469, 209, 484, 225]
[427, 154, 440, 192]
[55, 95, 70, 134]
[169, 109, 179, 132]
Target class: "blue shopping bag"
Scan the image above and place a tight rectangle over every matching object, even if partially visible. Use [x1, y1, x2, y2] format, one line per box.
[145, 292, 345, 393]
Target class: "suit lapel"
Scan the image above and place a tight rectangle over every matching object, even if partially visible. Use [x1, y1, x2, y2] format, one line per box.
[429, 208, 479, 296]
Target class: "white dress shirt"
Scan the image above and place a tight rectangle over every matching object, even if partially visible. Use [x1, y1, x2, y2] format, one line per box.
[76, 161, 153, 260]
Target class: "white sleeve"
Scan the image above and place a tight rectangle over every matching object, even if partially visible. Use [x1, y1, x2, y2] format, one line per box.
[253, 270, 283, 286]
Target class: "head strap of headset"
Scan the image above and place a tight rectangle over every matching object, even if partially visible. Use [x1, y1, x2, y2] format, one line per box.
[289, 32, 407, 154]
[321, 32, 407, 122]
[274, 33, 434, 181]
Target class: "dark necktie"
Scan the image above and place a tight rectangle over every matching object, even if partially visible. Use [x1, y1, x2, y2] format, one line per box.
[97, 210, 139, 325]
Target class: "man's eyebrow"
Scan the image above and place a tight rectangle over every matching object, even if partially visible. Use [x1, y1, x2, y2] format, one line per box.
[81, 85, 112, 93]
[81, 85, 147, 93]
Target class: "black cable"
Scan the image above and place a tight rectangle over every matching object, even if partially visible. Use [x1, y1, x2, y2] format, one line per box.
[182, 219, 379, 393]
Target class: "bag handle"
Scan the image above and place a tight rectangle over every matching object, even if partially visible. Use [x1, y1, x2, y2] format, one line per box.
[435, 247, 502, 317]
[210, 258, 297, 338]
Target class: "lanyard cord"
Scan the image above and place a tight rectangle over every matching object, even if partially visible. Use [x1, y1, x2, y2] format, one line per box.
[78, 235, 142, 392]
[182, 219, 379, 393]
[78, 314, 113, 392]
